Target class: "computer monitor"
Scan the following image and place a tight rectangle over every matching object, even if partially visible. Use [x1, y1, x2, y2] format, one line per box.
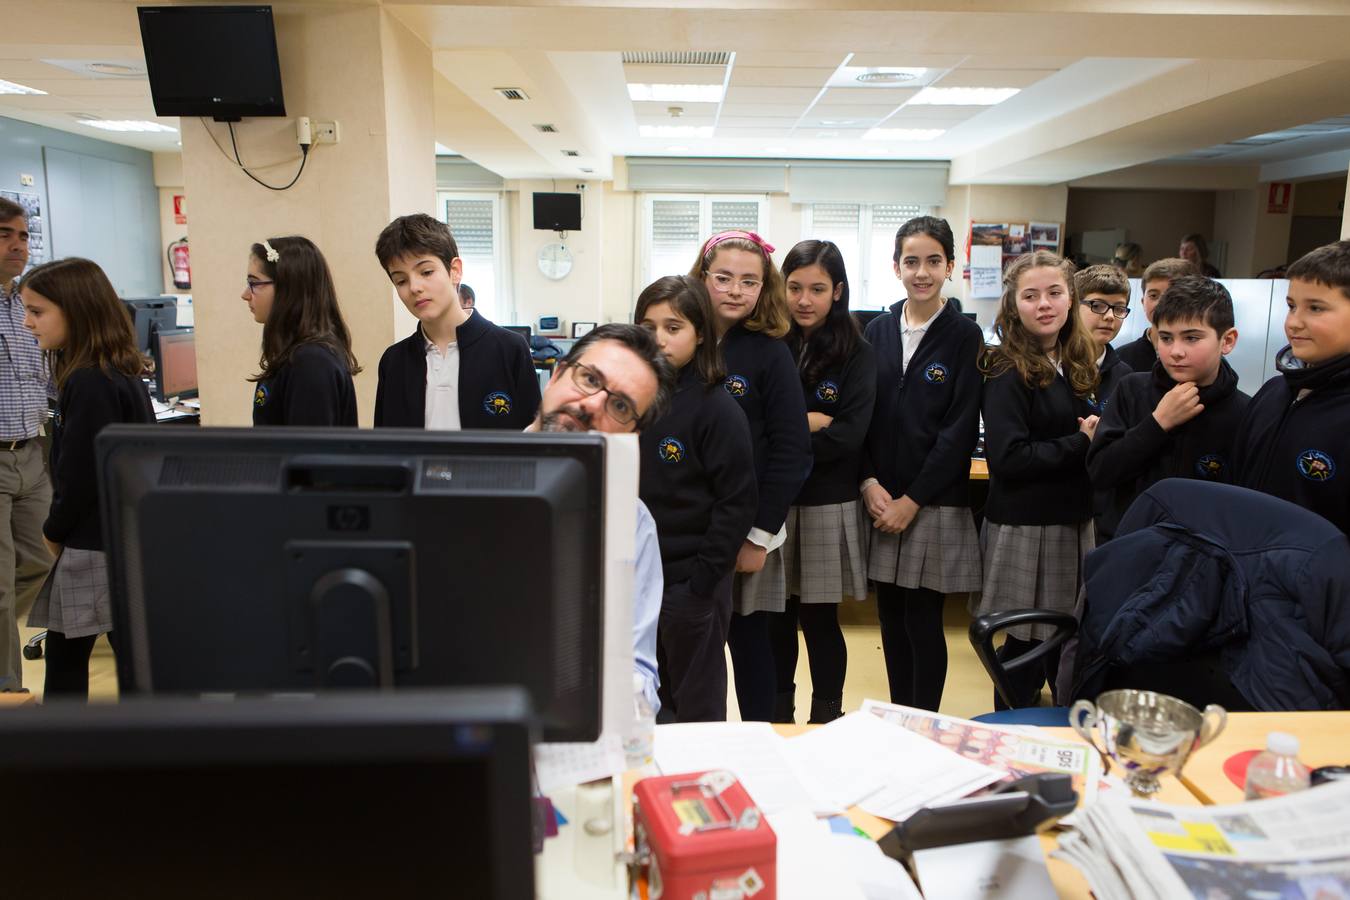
[99, 427, 611, 742]
[503, 324, 532, 342]
[151, 326, 197, 402]
[124, 297, 178, 354]
[0, 688, 535, 899]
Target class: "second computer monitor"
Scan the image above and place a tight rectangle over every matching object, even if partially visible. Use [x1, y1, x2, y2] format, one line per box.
[99, 427, 609, 741]
[151, 326, 197, 402]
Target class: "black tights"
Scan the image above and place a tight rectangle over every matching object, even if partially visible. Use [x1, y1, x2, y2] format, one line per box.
[875, 583, 947, 711]
[727, 611, 776, 722]
[43, 630, 115, 701]
[769, 597, 847, 701]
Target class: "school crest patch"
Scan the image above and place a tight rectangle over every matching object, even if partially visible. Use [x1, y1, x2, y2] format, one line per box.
[724, 374, 750, 398]
[483, 392, 513, 416]
[815, 380, 840, 404]
[254, 384, 269, 407]
[1195, 454, 1225, 479]
[1297, 449, 1336, 482]
[924, 363, 948, 385]
[658, 437, 686, 463]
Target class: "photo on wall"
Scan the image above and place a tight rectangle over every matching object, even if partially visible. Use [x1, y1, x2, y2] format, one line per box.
[0, 190, 45, 267]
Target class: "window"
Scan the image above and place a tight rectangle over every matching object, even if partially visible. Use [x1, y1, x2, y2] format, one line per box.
[436, 192, 507, 322]
[640, 194, 769, 289]
[803, 202, 929, 309]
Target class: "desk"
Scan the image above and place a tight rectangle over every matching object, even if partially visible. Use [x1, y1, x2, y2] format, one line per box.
[0, 692, 35, 707]
[1179, 710, 1348, 805]
[969, 458, 988, 481]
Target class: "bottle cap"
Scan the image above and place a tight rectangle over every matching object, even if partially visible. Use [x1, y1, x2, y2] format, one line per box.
[1267, 732, 1300, 756]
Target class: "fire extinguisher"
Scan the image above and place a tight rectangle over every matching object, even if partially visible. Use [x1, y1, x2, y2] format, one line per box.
[168, 237, 191, 290]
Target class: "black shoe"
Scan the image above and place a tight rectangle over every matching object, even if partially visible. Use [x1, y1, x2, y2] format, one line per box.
[771, 690, 796, 724]
[807, 695, 843, 724]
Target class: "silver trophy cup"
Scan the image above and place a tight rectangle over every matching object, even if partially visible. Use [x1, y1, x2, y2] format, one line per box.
[1070, 689, 1226, 797]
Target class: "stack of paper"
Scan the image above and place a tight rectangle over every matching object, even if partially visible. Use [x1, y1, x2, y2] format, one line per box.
[782, 712, 1004, 822]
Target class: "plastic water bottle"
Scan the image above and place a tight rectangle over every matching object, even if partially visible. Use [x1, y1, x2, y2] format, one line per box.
[623, 673, 656, 769]
[1244, 732, 1311, 801]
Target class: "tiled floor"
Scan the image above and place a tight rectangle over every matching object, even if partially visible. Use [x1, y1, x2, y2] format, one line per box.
[19, 594, 998, 717]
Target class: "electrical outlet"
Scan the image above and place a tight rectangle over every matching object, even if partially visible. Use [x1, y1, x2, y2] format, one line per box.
[312, 121, 339, 144]
[19, 173, 35, 186]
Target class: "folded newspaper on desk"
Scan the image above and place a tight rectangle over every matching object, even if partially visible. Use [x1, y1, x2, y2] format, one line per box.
[1055, 778, 1350, 900]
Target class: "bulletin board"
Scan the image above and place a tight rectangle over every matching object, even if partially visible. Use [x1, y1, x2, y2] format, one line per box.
[964, 220, 1062, 298]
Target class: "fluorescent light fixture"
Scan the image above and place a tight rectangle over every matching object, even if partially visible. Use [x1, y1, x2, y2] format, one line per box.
[864, 127, 945, 141]
[628, 83, 724, 103]
[908, 87, 1019, 106]
[817, 119, 858, 127]
[639, 125, 713, 139]
[0, 78, 46, 95]
[854, 68, 927, 85]
[80, 119, 178, 133]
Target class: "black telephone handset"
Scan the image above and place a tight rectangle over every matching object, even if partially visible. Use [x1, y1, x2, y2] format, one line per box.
[877, 772, 1079, 861]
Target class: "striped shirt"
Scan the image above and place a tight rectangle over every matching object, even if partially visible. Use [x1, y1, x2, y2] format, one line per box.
[0, 280, 51, 440]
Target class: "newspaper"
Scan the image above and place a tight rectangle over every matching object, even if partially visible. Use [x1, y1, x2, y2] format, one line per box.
[1055, 778, 1350, 900]
[859, 699, 1102, 805]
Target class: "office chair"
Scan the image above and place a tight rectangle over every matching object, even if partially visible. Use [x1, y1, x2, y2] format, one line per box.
[967, 610, 1077, 726]
[23, 631, 45, 661]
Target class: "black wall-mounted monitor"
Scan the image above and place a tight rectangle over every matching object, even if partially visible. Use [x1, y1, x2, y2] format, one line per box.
[123, 297, 177, 355]
[138, 5, 285, 121]
[532, 192, 582, 232]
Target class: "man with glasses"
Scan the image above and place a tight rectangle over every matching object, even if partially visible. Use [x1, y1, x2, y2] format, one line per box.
[1074, 265, 1135, 413]
[0, 197, 53, 692]
[527, 324, 676, 712]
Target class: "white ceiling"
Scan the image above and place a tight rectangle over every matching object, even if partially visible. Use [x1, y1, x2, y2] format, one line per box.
[3, 1, 1350, 184]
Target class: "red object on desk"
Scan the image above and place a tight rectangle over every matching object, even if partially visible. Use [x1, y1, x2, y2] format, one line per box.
[633, 770, 776, 900]
[1224, 749, 1261, 791]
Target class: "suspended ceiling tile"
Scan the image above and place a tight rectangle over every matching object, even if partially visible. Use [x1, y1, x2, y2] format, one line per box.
[723, 85, 822, 105]
[729, 66, 835, 88]
[818, 86, 919, 105]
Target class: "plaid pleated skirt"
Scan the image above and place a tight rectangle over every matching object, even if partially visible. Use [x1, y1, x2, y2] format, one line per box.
[27, 548, 113, 639]
[733, 545, 787, 615]
[782, 500, 869, 605]
[971, 519, 1095, 642]
[868, 505, 983, 595]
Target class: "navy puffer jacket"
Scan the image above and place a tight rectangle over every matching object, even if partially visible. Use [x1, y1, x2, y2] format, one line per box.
[1071, 478, 1350, 710]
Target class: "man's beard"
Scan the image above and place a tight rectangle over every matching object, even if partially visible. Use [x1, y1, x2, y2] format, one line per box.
[538, 404, 593, 432]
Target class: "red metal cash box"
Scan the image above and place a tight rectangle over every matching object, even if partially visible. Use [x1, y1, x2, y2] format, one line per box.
[633, 770, 776, 900]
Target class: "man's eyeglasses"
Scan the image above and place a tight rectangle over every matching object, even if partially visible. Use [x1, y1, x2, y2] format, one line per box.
[245, 279, 274, 296]
[709, 273, 763, 294]
[567, 362, 640, 426]
[1081, 299, 1131, 320]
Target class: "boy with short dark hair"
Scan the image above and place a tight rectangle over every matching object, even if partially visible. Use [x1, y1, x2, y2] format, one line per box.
[1233, 240, 1350, 534]
[1116, 257, 1199, 372]
[1074, 264, 1134, 412]
[373, 214, 539, 430]
[1087, 275, 1250, 541]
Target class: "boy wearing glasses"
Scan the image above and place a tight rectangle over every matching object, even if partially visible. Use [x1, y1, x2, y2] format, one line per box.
[373, 214, 539, 430]
[1086, 276, 1249, 541]
[1075, 265, 1134, 414]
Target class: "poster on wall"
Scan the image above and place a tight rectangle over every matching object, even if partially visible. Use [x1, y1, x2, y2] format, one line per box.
[0, 191, 45, 267]
[1003, 224, 1029, 256]
[970, 244, 1003, 299]
[1030, 222, 1062, 251]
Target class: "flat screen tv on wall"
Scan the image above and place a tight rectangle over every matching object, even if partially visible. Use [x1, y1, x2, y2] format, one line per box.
[138, 5, 285, 121]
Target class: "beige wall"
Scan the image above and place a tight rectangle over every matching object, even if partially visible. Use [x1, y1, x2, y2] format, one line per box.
[506, 180, 605, 332]
[181, 6, 433, 426]
[1292, 175, 1348, 218]
[1065, 188, 1217, 270]
[152, 152, 187, 295]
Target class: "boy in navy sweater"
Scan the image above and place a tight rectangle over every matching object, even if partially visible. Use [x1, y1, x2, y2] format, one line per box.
[1087, 276, 1250, 541]
[1116, 257, 1198, 373]
[373, 214, 539, 430]
[1233, 240, 1350, 535]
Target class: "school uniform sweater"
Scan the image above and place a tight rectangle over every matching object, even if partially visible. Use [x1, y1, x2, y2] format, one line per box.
[787, 335, 877, 507]
[44, 366, 154, 551]
[639, 367, 758, 597]
[720, 324, 812, 537]
[252, 342, 358, 427]
[981, 366, 1096, 526]
[374, 311, 540, 430]
[1092, 345, 1133, 414]
[1086, 360, 1250, 541]
[1115, 332, 1157, 373]
[860, 301, 984, 508]
[1232, 348, 1350, 535]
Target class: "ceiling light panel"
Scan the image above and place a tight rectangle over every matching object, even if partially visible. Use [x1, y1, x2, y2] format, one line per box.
[0, 78, 47, 95]
[78, 118, 177, 133]
[864, 127, 945, 141]
[627, 83, 725, 103]
[907, 87, 1020, 105]
[827, 66, 934, 89]
[639, 125, 714, 138]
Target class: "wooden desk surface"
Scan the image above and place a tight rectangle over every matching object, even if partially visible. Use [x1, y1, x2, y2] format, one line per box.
[0, 692, 35, 707]
[969, 458, 988, 481]
[1177, 710, 1350, 806]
